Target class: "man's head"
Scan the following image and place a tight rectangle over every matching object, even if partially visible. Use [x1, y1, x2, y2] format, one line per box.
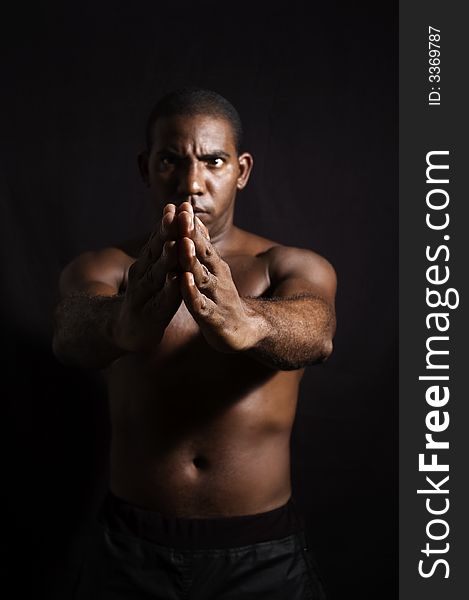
[145, 88, 243, 155]
[139, 88, 253, 238]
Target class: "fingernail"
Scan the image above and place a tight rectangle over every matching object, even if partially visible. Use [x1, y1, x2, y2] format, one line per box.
[190, 241, 195, 256]
[188, 272, 194, 285]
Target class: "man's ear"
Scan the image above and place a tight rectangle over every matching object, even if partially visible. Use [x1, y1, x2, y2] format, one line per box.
[138, 151, 150, 187]
[236, 153, 254, 190]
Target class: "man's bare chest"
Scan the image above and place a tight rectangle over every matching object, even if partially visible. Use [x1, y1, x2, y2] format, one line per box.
[159, 254, 269, 353]
[108, 252, 274, 408]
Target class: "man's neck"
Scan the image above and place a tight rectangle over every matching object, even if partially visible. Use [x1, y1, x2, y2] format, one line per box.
[209, 219, 238, 255]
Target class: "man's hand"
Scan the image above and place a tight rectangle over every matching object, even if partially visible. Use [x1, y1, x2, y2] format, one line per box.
[176, 202, 261, 353]
[174, 202, 336, 369]
[113, 204, 183, 352]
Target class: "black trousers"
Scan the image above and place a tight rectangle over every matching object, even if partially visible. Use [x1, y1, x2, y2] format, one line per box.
[74, 492, 327, 600]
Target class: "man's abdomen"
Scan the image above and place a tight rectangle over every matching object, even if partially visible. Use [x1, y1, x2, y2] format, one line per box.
[110, 426, 293, 517]
[107, 352, 301, 517]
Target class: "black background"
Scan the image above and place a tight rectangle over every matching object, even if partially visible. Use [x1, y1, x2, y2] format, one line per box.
[1, 1, 397, 598]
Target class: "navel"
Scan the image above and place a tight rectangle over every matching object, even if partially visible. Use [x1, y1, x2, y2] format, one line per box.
[192, 455, 209, 469]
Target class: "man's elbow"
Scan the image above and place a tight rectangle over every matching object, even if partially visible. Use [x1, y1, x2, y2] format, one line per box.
[314, 337, 334, 364]
[279, 338, 334, 370]
[52, 334, 82, 368]
[52, 334, 107, 370]
[318, 306, 336, 362]
[308, 336, 334, 365]
[52, 334, 69, 365]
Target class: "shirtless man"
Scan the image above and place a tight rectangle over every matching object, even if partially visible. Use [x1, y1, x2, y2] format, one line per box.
[53, 88, 336, 599]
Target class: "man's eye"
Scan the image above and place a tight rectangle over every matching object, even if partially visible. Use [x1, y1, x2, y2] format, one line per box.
[207, 157, 224, 167]
[157, 157, 176, 171]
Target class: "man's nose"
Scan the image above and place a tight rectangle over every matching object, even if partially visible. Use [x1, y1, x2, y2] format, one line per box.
[176, 161, 205, 197]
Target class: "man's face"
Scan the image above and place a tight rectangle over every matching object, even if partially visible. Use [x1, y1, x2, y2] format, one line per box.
[140, 114, 252, 237]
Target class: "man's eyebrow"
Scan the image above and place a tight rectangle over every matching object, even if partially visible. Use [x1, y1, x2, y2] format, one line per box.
[155, 148, 180, 156]
[154, 149, 231, 159]
[198, 150, 231, 159]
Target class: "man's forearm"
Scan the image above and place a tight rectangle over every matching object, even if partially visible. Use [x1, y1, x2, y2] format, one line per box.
[52, 292, 126, 369]
[242, 294, 335, 370]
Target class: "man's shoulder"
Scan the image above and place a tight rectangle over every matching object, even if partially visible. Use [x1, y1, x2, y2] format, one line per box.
[230, 228, 279, 257]
[59, 237, 143, 295]
[69, 243, 137, 272]
[113, 234, 148, 259]
[262, 244, 335, 271]
[232, 229, 336, 296]
[233, 227, 333, 268]
[58, 244, 131, 296]
[84, 235, 147, 271]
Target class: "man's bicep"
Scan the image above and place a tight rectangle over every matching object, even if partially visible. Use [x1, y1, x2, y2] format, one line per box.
[58, 249, 128, 298]
[267, 246, 337, 304]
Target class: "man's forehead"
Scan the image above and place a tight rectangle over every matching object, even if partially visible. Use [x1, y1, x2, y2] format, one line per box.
[151, 114, 236, 152]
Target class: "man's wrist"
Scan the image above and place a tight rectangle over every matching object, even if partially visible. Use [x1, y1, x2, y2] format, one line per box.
[238, 298, 269, 352]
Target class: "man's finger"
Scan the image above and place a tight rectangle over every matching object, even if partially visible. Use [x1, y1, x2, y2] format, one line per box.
[133, 206, 178, 278]
[142, 270, 181, 321]
[195, 216, 210, 240]
[147, 205, 178, 257]
[179, 248, 218, 302]
[177, 206, 194, 239]
[177, 237, 195, 273]
[180, 272, 218, 325]
[146, 240, 178, 287]
[178, 237, 219, 299]
[161, 204, 178, 238]
[191, 227, 225, 276]
[177, 201, 193, 215]
[142, 204, 177, 255]
[131, 241, 178, 308]
[188, 254, 218, 299]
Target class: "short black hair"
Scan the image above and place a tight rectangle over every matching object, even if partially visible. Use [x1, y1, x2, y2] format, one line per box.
[145, 87, 243, 154]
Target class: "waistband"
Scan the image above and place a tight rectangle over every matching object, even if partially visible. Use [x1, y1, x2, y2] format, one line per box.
[98, 492, 305, 550]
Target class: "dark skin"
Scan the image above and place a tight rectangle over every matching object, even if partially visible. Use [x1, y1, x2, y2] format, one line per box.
[53, 114, 336, 517]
